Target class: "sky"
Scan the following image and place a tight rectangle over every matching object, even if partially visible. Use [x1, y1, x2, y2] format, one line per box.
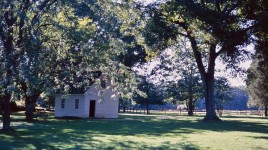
[215, 57, 252, 87]
[135, 51, 252, 87]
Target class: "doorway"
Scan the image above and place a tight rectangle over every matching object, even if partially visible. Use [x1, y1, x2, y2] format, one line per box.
[89, 100, 96, 117]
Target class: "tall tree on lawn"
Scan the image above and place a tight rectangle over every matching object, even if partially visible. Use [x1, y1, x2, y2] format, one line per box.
[142, 0, 252, 121]
[245, 0, 268, 117]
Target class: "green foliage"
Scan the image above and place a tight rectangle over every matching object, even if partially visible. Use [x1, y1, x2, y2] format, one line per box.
[214, 77, 233, 116]
[247, 59, 268, 108]
[165, 60, 203, 115]
[176, 75, 202, 101]
[245, 0, 268, 116]
[133, 76, 164, 111]
[0, 0, 67, 124]
[0, 0, 149, 124]
[143, 0, 252, 67]
[0, 0, 145, 100]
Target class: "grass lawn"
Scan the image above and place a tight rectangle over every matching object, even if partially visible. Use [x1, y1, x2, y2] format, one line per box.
[0, 113, 268, 150]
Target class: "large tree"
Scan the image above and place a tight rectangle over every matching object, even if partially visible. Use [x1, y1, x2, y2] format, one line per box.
[245, 0, 268, 116]
[22, 2, 101, 121]
[0, 0, 97, 126]
[142, 0, 252, 121]
[0, 0, 65, 130]
[247, 59, 268, 116]
[0, 0, 99, 122]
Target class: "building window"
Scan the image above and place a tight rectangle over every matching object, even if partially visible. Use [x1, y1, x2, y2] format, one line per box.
[101, 80, 106, 88]
[75, 99, 79, 109]
[61, 99, 65, 108]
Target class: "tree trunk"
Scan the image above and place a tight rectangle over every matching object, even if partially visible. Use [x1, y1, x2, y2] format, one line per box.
[188, 35, 221, 121]
[188, 72, 194, 116]
[144, 106, 146, 114]
[25, 96, 39, 122]
[202, 76, 221, 121]
[1, 94, 12, 131]
[0, 98, 3, 116]
[146, 103, 149, 114]
[188, 67, 194, 116]
[146, 83, 150, 115]
[265, 104, 268, 117]
[25, 102, 35, 121]
[1, 9, 15, 131]
[188, 99, 194, 116]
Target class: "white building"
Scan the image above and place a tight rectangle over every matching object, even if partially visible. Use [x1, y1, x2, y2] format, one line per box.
[54, 75, 119, 118]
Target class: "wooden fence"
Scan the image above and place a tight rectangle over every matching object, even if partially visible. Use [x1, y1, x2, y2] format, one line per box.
[119, 108, 265, 116]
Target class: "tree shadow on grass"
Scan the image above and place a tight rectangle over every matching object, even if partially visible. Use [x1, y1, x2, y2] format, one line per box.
[250, 136, 268, 140]
[1, 115, 198, 149]
[97, 139, 201, 150]
[0, 113, 268, 149]
[81, 114, 268, 136]
[221, 115, 268, 119]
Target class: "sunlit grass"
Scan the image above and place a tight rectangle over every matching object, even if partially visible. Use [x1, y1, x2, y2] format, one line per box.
[0, 113, 267, 149]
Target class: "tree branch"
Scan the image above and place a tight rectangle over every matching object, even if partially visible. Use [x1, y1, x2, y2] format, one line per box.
[187, 34, 206, 78]
[215, 0, 221, 12]
[177, 32, 188, 37]
[207, 43, 217, 75]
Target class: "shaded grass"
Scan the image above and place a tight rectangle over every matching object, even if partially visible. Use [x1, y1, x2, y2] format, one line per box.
[0, 113, 268, 149]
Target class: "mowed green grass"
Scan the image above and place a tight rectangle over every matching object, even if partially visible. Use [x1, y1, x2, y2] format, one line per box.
[0, 113, 267, 150]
